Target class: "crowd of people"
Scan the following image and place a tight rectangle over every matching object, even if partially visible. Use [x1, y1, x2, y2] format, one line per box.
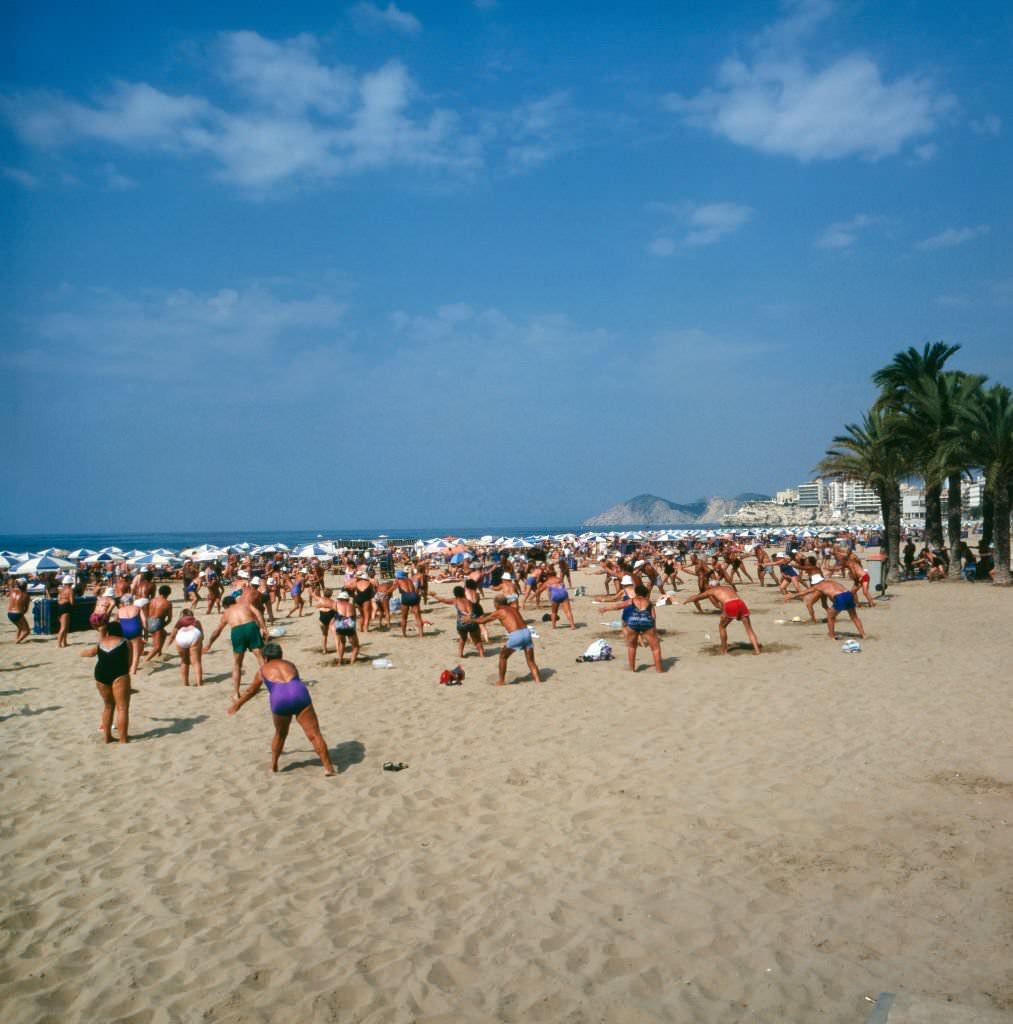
[3, 528, 994, 773]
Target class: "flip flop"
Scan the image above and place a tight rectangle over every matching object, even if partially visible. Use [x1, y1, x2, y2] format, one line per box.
[383, 761, 409, 771]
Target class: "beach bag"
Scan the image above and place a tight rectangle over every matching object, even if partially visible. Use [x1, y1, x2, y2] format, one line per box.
[577, 638, 613, 663]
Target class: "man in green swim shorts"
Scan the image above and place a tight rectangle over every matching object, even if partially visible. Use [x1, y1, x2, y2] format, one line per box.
[204, 595, 269, 698]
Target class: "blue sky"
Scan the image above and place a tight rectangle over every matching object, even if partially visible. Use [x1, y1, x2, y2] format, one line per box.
[3, 0, 1011, 532]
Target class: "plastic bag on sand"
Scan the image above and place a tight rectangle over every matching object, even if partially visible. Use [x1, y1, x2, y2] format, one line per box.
[841, 640, 862, 653]
[372, 658, 393, 669]
[577, 639, 613, 663]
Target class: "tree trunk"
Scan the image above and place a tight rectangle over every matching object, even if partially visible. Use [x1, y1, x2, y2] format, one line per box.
[994, 471, 1011, 585]
[884, 483, 902, 583]
[924, 481, 944, 548]
[946, 472, 963, 580]
[981, 484, 994, 551]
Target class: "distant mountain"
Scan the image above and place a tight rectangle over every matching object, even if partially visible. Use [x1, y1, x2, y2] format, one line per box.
[582, 493, 767, 527]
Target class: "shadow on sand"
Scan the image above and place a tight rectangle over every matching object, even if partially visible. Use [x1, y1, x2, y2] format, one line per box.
[282, 739, 365, 775]
[134, 714, 209, 740]
[0, 704, 62, 722]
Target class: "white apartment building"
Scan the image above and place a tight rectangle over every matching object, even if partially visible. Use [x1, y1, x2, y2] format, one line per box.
[963, 477, 986, 511]
[775, 488, 798, 505]
[796, 481, 826, 508]
[901, 487, 927, 520]
[827, 479, 880, 515]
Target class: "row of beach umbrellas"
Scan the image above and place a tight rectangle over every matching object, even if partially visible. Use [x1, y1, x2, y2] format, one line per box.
[3, 524, 903, 577]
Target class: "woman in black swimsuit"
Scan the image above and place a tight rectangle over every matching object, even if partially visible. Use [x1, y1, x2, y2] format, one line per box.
[352, 573, 375, 633]
[315, 588, 337, 654]
[56, 575, 75, 648]
[80, 618, 132, 743]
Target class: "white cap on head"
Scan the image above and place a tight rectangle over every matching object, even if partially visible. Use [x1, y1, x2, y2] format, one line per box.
[634, 560, 646, 568]
[62, 575, 74, 584]
[337, 590, 350, 599]
[502, 573, 513, 580]
[251, 576, 262, 585]
[621, 574, 634, 586]
[238, 570, 249, 579]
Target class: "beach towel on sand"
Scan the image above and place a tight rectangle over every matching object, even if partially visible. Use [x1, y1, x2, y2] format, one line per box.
[580, 639, 613, 662]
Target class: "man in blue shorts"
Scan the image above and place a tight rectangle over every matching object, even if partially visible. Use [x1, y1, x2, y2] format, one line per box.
[471, 596, 542, 686]
[785, 576, 865, 640]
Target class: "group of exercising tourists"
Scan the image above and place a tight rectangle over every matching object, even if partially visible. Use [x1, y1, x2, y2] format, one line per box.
[8, 537, 878, 774]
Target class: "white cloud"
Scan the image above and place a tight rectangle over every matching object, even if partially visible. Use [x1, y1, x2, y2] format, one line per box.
[914, 142, 938, 162]
[971, 114, 1001, 137]
[914, 225, 990, 252]
[2, 166, 38, 189]
[4, 33, 479, 191]
[664, 2, 954, 161]
[11, 282, 349, 390]
[815, 212, 880, 250]
[217, 31, 357, 116]
[650, 200, 753, 247]
[498, 91, 575, 172]
[349, 2, 422, 36]
[4, 31, 586, 191]
[649, 237, 675, 257]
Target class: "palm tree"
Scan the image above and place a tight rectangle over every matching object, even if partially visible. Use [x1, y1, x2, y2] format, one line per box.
[962, 384, 1013, 585]
[872, 342, 961, 549]
[910, 371, 987, 578]
[816, 408, 909, 582]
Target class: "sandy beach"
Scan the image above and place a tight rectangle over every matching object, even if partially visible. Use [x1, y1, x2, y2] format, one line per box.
[2, 569, 1012, 1023]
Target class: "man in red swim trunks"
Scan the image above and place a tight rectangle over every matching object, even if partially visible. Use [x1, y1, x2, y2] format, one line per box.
[843, 554, 876, 607]
[682, 584, 761, 655]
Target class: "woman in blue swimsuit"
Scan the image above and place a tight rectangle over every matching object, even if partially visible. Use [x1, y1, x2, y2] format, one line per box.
[228, 643, 335, 776]
[599, 584, 665, 673]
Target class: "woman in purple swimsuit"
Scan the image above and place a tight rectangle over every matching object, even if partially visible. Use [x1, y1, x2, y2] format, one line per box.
[228, 643, 335, 776]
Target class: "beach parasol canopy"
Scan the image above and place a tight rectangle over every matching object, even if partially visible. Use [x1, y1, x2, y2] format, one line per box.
[84, 552, 118, 564]
[13, 554, 76, 574]
[99, 546, 125, 555]
[151, 548, 178, 557]
[192, 548, 228, 562]
[129, 553, 179, 567]
[67, 548, 97, 560]
[0, 555, 10, 570]
[294, 542, 334, 558]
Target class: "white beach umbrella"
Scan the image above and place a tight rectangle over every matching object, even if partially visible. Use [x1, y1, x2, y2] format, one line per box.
[13, 554, 76, 574]
[130, 553, 179, 567]
[0, 555, 10, 570]
[294, 542, 334, 558]
[67, 548, 97, 560]
[193, 548, 227, 562]
[151, 548, 177, 557]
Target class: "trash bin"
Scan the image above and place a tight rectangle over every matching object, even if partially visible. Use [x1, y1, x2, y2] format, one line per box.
[33, 599, 57, 635]
[32, 596, 97, 635]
